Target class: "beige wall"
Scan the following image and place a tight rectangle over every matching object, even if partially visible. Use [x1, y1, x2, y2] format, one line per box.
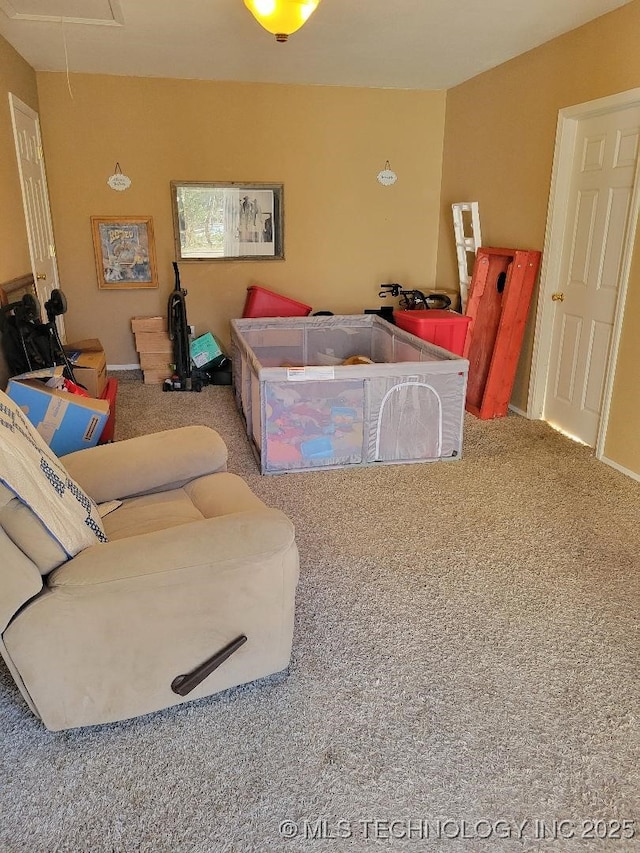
[0, 35, 38, 283]
[437, 0, 640, 475]
[606, 237, 640, 470]
[6, 9, 640, 472]
[35, 73, 445, 363]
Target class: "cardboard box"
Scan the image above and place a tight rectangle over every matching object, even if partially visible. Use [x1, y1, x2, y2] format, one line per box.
[7, 372, 110, 456]
[190, 332, 222, 367]
[131, 315, 168, 333]
[143, 368, 173, 385]
[134, 331, 173, 354]
[63, 339, 107, 398]
[139, 352, 174, 371]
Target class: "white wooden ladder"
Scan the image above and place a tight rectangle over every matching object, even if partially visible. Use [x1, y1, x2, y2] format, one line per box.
[452, 202, 482, 313]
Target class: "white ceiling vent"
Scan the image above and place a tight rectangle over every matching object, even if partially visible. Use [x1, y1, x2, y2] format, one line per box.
[0, 0, 123, 26]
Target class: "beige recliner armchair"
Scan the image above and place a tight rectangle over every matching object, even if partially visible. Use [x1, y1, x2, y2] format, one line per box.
[0, 394, 299, 731]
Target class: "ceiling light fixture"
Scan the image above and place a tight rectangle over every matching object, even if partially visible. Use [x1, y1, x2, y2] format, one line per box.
[243, 0, 321, 42]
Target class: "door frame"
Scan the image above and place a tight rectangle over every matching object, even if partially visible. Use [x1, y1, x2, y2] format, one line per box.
[527, 87, 640, 459]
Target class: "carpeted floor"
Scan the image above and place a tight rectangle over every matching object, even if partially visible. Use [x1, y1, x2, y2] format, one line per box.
[1, 373, 639, 852]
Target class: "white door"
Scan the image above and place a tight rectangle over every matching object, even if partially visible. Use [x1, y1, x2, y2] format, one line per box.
[542, 104, 640, 446]
[8, 93, 65, 338]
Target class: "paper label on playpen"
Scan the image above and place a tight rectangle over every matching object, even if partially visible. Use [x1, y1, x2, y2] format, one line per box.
[287, 366, 335, 381]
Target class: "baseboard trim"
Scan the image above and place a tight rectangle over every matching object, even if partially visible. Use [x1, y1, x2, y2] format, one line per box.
[107, 364, 140, 371]
[508, 403, 528, 417]
[599, 455, 640, 483]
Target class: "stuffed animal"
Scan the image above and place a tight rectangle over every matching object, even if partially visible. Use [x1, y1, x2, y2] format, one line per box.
[341, 355, 374, 366]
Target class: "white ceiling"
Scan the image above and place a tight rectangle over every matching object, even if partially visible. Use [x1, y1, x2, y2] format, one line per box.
[0, 0, 634, 91]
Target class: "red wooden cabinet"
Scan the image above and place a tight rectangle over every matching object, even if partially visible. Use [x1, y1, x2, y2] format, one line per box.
[463, 247, 541, 420]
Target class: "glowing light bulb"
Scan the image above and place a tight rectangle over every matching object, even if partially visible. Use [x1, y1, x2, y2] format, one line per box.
[243, 0, 322, 42]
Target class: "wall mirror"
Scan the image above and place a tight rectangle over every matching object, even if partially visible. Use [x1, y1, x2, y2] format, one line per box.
[171, 181, 284, 261]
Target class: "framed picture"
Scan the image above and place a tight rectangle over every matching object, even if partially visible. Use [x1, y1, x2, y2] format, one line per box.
[171, 181, 284, 261]
[91, 216, 158, 289]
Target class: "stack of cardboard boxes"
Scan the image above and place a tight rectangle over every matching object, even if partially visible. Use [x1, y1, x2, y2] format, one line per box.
[131, 316, 173, 384]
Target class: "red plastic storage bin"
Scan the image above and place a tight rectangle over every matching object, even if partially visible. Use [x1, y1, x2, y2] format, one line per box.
[242, 285, 312, 319]
[393, 309, 471, 356]
[98, 378, 118, 443]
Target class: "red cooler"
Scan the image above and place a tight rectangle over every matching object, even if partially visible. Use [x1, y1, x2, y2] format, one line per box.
[393, 309, 471, 356]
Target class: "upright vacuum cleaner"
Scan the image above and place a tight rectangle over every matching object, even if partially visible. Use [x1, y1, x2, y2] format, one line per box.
[163, 262, 206, 392]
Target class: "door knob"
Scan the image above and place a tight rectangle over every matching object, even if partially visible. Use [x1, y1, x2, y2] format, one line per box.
[551, 292, 565, 302]
[36, 273, 47, 280]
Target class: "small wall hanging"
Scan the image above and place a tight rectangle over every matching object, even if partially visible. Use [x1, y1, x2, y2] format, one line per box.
[107, 163, 131, 192]
[377, 161, 397, 186]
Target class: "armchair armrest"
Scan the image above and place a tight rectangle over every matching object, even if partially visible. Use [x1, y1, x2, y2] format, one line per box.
[61, 426, 228, 503]
[48, 508, 296, 589]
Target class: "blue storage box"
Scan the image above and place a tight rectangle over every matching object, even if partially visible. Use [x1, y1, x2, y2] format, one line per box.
[7, 372, 110, 456]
